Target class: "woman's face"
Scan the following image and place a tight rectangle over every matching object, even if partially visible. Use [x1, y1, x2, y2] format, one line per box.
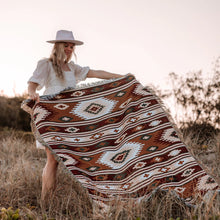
[64, 42, 75, 58]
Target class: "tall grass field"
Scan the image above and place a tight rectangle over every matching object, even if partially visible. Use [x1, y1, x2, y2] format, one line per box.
[0, 130, 219, 220]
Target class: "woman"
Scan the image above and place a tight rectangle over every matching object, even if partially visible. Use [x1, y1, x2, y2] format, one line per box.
[28, 30, 124, 200]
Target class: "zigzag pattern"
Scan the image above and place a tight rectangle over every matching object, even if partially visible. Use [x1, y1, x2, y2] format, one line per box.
[22, 74, 219, 204]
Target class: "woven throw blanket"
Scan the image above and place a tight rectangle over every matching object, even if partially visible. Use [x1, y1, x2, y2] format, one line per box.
[22, 74, 219, 205]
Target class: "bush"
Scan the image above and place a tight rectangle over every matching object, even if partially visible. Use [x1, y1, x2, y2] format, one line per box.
[0, 95, 31, 131]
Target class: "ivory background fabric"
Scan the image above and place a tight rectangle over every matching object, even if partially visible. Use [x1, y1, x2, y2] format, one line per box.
[22, 74, 219, 204]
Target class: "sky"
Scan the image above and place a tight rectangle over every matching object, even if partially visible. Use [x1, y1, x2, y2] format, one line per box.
[0, 0, 220, 96]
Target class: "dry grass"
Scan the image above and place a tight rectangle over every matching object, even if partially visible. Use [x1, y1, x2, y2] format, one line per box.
[0, 130, 220, 220]
[183, 129, 220, 185]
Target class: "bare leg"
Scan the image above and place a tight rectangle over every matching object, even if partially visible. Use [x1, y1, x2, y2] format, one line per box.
[41, 147, 58, 200]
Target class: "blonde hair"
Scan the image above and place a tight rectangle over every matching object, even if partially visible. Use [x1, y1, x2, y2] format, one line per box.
[49, 42, 75, 79]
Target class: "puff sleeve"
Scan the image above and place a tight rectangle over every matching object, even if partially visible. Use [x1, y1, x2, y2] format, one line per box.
[69, 61, 90, 83]
[28, 58, 49, 91]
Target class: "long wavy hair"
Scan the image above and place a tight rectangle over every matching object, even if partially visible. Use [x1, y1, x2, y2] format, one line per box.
[49, 42, 76, 79]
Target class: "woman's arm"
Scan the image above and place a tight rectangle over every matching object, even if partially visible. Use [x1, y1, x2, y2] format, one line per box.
[28, 82, 40, 102]
[87, 69, 124, 79]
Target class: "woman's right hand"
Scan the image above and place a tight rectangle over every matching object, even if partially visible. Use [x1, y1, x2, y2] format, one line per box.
[29, 92, 40, 103]
[28, 82, 40, 103]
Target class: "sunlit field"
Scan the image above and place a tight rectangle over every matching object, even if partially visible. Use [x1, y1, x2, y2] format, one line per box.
[0, 130, 219, 220]
[1, 66, 220, 219]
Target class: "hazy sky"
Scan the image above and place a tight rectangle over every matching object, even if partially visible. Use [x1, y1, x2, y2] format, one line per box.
[1, 0, 220, 96]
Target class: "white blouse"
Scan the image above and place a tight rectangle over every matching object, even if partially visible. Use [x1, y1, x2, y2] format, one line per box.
[28, 58, 90, 95]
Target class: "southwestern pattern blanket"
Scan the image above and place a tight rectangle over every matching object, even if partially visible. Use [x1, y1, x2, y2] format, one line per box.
[22, 74, 219, 204]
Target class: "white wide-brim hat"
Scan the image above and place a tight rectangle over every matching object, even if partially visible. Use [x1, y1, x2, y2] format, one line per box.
[47, 30, 84, 45]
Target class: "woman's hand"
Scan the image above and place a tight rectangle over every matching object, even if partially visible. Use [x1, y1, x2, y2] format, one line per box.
[29, 91, 40, 102]
[28, 82, 40, 103]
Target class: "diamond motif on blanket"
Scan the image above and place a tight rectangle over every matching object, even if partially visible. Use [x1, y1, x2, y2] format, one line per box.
[85, 103, 104, 114]
[153, 157, 162, 162]
[90, 132, 104, 140]
[174, 187, 185, 194]
[98, 142, 143, 169]
[166, 176, 177, 182]
[110, 81, 120, 87]
[141, 135, 151, 141]
[143, 173, 151, 179]
[128, 117, 139, 123]
[115, 133, 127, 144]
[65, 127, 79, 133]
[95, 141, 110, 148]
[80, 156, 93, 161]
[92, 86, 104, 93]
[139, 102, 151, 108]
[46, 126, 60, 132]
[86, 166, 100, 172]
[147, 146, 158, 152]
[121, 182, 132, 190]
[115, 91, 126, 97]
[86, 124, 98, 131]
[51, 136, 64, 141]
[181, 168, 195, 177]
[71, 97, 117, 119]
[125, 107, 135, 115]
[58, 154, 77, 166]
[106, 117, 118, 124]
[59, 116, 73, 122]
[114, 173, 126, 181]
[113, 128, 121, 133]
[168, 149, 181, 157]
[73, 138, 80, 142]
[133, 162, 146, 169]
[159, 167, 170, 173]
[111, 150, 130, 163]
[94, 175, 108, 181]
[119, 98, 132, 109]
[54, 103, 69, 110]
[197, 175, 219, 191]
[33, 106, 51, 124]
[149, 120, 162, 127]
[134, 84, 151, 96]
[71, 91, 85, 96]
[55, 95, 63, 99]
[160, 128, 180, 143]
[135, 125, 144, 131]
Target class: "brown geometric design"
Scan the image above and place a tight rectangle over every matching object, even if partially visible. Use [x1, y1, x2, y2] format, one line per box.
[84, 103, 104, 114]
[111, 150, 130, 163]
[22, 74, 219, 205]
